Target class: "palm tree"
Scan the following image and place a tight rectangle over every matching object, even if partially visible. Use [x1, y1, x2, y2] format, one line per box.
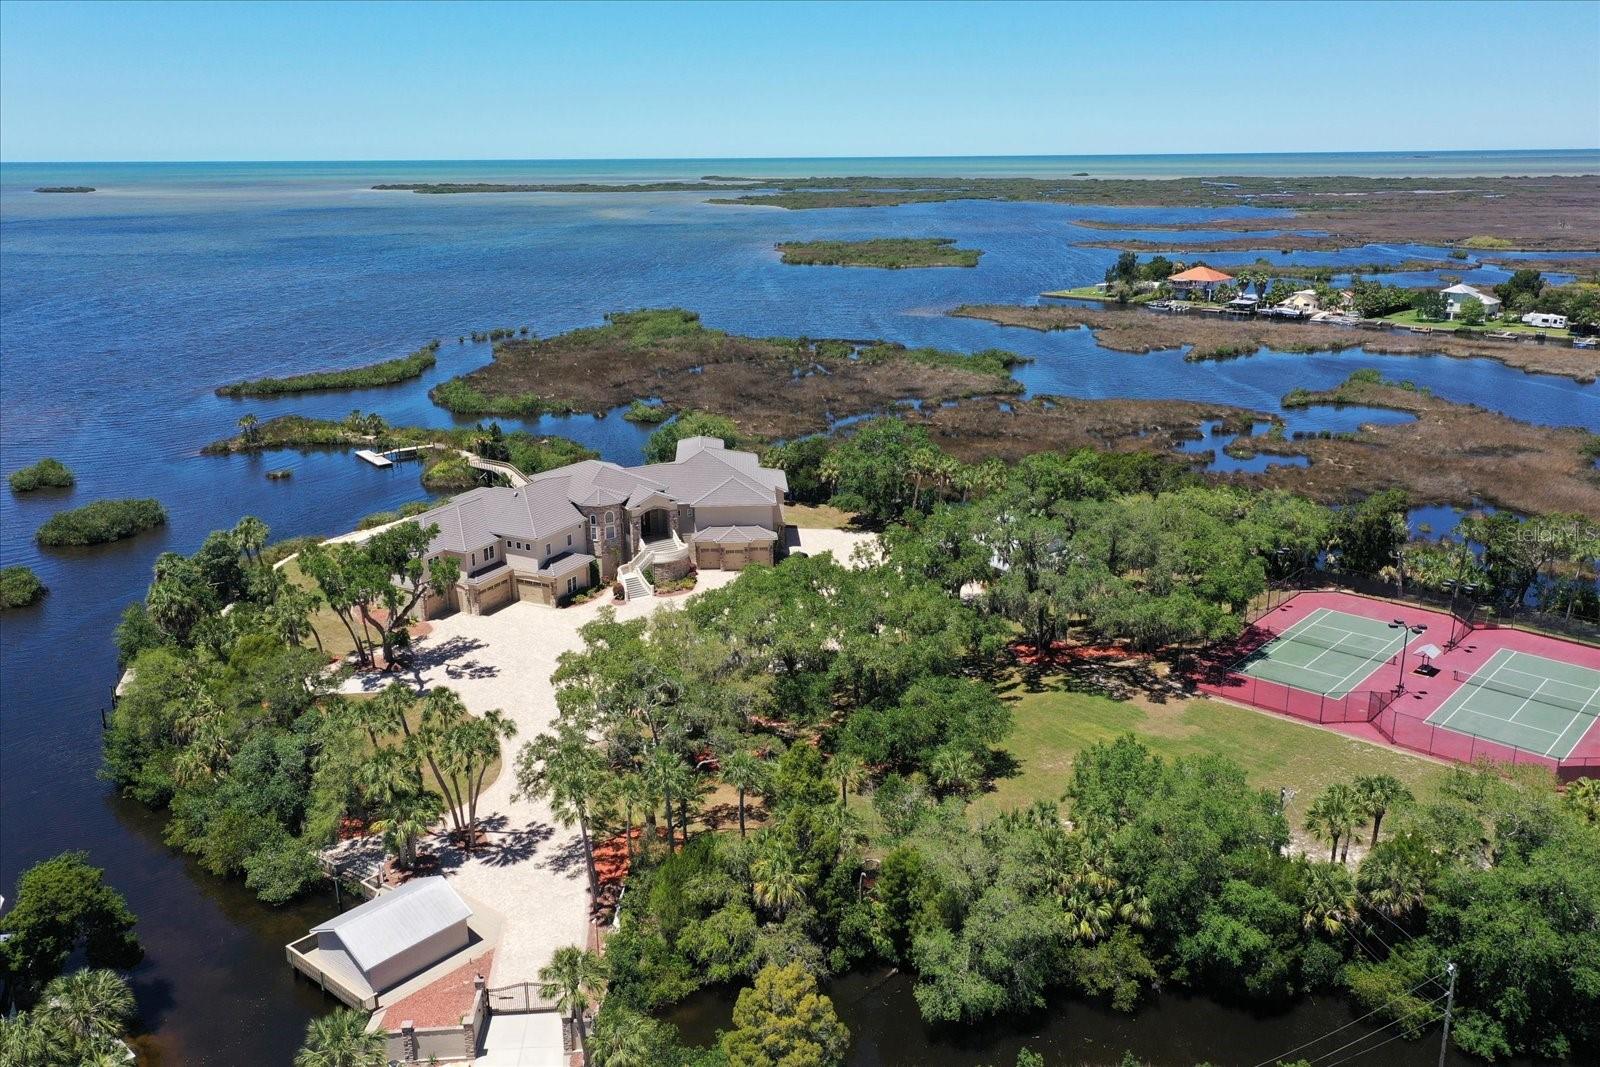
[538, 946, 606, 1066]
[827, 752, 863, 808]
[928, 747, 979, 798]
[232, 514, 270, 565]
[612, 770, 653, 861]
[1353, 774, 1412, 847]
[372, 788, 443, 870]
[354, 746, 421, 808]
[661, 756, 702, 847]
[1359, 852, 1428, 920]
[237, 412, 260, 445]
[440, 708, 517, 847]
[1304, 783, 1360, 863]
[0, 1013, 58, 1064]
[720, 748, 766, 838]
[751, 844, 810, 919]
[1565, 777, 1600, 824]
[414, 688, 473, 834]
[294, 1007, 386, 1067]
[37, 968, 135, 1055]
[515, 724, 606, 900]
[1301, 862, 1358, 937]
[591, 1006, 658, 1067]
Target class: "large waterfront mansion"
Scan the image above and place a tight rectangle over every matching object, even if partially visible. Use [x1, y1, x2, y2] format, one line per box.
[414, 436, 788, 616]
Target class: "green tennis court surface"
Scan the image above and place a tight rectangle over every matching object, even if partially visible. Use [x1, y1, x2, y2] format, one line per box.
[1240, 607, 1417, 697]
[1428, 649, 1600, 759]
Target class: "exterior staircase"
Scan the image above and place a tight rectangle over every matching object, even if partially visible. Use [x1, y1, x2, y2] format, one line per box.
[617, 532, 690, 601]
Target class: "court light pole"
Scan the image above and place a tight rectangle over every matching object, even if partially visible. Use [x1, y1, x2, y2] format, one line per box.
[1389, 618, 1428, 693]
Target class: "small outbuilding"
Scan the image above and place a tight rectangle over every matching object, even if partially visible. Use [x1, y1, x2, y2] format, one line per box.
[1439, 284, 1502, 320]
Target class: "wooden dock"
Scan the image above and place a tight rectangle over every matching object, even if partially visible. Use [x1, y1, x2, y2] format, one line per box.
[356, 449, 393, 468]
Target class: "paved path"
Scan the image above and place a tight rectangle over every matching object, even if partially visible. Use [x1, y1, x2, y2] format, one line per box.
[331, 527, 871, 986]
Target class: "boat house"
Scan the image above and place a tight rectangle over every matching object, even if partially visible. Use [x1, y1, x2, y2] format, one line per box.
[288, 877, 476, 1009]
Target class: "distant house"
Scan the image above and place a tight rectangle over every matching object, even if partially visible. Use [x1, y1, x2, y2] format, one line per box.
[411, 436, 789, 614]
[1167, 266, 1235, 301]
[1279, 289, 1321, 312]
[289, 877, 475, 1008]
[1439, 284, 1502, 320]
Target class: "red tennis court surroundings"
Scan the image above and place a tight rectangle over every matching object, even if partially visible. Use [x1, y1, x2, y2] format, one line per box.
[1191, 589, 1600, 782]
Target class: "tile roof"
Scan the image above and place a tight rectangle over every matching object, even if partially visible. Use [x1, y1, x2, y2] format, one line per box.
[313, 877, 472, 975]
[1169, 266, 1234, 283]
[416, 443, 785, 556]
[693, 524, 778, 544]
[414, 483, 585, 555]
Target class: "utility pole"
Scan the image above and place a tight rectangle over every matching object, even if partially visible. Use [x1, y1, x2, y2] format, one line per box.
[1438, 961, 1458, 1067]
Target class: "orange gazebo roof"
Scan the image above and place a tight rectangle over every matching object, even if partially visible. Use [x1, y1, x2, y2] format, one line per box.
[1169, 266, 1234, 283]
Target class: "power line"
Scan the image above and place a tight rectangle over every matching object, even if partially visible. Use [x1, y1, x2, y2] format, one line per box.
[1320, 1023, 1431, 1067]
[1248, 978, 1447, 1067]
[1298, 990, 1452, 1067]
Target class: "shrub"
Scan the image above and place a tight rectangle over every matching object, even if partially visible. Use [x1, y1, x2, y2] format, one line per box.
[420, 455, 478, 492]
[9, 458, 74, 492]
[623, 399, 672, 423]
[36, 499, 167, 546]
[0, 565, 46, 608]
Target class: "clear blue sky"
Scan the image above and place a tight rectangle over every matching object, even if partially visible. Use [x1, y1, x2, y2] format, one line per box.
[2, 0, 1597, 161]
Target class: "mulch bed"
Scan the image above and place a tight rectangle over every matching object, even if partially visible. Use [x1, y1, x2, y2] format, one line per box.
[1012, 639, 1153, 669]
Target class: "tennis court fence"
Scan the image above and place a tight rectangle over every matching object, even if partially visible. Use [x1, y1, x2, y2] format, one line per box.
[1195, 672, 1398, 727]
[1193, 663, 1600, 783]
[1370, 703, 1600, 783]
[1259, 571, 1600, 647]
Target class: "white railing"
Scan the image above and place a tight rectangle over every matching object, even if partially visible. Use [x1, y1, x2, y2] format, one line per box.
[618, 533, 689, 599]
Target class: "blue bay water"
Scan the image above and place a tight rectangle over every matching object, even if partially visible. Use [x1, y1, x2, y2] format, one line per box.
[1, 154, 1596, 1065]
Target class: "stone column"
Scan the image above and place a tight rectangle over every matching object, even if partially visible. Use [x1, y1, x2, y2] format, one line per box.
[400, 1021, 418, 1064]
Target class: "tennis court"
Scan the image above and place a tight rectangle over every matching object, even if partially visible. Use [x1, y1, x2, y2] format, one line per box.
[1428, 649, 1600, 759]
[1239, 607, 1419, 697]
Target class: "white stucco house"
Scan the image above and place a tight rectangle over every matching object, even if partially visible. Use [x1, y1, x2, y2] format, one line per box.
[1439, 283, 1502, 320]
[413, 436, 789, 615]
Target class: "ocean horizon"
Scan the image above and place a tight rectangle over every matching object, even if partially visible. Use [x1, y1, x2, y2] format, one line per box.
[4, 147, 1599, 188]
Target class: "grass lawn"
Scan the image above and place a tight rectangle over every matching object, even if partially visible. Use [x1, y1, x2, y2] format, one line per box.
[1382, 308, 1570, 339]
[1041, 285, 1159, 303]
[786, 503, 861, 530]
[280, 557, 364, 662]
[979, 673, 1452, 828]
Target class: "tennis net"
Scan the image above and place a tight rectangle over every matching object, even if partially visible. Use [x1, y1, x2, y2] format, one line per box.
[1258, 627, 1404, 661]
[1451, 669, 1599, 716]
